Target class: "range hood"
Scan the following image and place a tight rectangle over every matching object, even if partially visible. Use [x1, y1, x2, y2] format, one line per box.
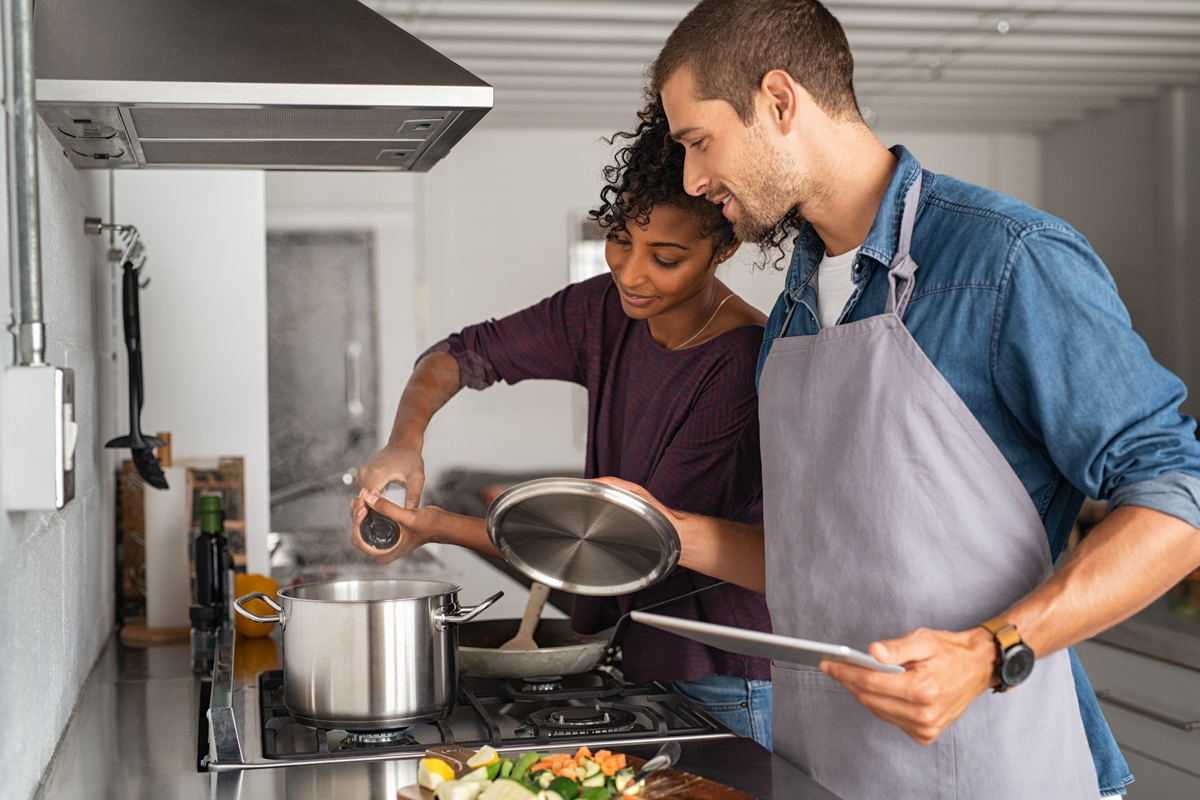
[34, 0, 492, 171]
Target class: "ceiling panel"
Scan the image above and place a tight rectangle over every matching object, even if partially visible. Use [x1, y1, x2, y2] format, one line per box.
[361, 0, 1200, 132]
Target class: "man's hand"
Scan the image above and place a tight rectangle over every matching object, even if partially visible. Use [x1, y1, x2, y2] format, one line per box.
[820, 626, 996, 744]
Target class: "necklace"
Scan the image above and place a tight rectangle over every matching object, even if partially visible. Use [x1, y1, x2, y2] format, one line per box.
[671, 293, 735, 351]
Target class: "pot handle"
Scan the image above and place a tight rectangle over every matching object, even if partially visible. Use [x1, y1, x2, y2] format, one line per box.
[434, 591, 503, 630]
[234, 591, 283, 624]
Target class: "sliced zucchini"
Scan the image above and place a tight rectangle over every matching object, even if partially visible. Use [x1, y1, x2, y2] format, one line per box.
[463, 766, 492, 782]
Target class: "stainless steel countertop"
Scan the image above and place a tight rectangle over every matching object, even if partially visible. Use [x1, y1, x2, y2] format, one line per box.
[36, 634, 843, 800]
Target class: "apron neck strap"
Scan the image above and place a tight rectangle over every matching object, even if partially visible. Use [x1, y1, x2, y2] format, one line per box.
[884, 173, 923, 319]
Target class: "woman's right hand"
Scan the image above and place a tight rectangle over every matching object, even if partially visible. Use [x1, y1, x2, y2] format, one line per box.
[350, 488, 436, 564]
[356, 441, 425, 509]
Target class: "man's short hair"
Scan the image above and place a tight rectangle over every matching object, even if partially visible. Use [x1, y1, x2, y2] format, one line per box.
[651, 0, 859, 124]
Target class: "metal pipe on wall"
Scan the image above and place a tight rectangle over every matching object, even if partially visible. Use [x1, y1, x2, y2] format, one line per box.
[12, 0, 45, 366]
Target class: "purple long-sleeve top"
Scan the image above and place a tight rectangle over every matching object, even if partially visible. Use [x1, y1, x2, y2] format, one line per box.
[430, 274, 771, 683]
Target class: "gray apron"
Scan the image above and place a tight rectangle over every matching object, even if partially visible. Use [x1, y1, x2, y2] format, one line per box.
[759, 173, 1099, 799]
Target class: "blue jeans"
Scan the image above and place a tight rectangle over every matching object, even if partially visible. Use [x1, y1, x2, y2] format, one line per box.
[672, 674, 773, 751]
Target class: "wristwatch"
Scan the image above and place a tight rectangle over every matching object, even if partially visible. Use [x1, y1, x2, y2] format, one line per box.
[980, 617, 1036, 692]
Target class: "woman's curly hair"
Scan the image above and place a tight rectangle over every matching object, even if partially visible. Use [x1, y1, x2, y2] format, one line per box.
[590, 97, 791, 270]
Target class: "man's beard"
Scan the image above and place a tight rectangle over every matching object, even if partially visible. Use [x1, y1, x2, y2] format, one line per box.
[724, 124, 823, 245]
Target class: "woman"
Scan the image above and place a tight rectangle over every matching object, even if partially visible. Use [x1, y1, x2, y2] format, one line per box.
[351, 104, 774, 748]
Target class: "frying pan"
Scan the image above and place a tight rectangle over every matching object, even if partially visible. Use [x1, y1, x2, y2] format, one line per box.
[458, 580, 727, 679]
[459, 618, 610, 678]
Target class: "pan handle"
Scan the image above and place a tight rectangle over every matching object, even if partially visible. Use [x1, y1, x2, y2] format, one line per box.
[604, 580, 728, 665]
[435, 591, 503, 631]
[234, 592, 283, 624]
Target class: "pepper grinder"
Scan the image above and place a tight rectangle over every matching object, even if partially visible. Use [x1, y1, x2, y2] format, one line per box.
[361, 484, 406, 551]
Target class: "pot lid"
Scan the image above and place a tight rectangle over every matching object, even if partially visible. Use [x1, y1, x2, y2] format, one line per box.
[485, 478, 680, 596]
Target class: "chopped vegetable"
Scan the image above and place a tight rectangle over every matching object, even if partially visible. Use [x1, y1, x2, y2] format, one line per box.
[434, 779, 488, 800]
[512, 752, 542, 782]
[488, 747, 645, 800]
[468, 745, 501, 768]
[613, 770, 636, 793]
[420, 757, 457, 790]
[463, 766, 492, 782]
[478, 778, 538, 800]
[547, 776, 580, 800]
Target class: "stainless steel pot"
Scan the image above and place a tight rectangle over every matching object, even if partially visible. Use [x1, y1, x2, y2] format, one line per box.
[234, 579, 500, 730]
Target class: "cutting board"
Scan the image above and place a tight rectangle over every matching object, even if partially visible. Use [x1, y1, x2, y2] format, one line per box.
[396, 748, 755, 800]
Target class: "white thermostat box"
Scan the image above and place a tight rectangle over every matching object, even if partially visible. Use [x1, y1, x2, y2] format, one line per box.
[2, 366, 77, 510]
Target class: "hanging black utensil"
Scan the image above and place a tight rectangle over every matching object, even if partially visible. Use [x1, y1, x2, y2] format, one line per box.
[106, 239, 167, 489]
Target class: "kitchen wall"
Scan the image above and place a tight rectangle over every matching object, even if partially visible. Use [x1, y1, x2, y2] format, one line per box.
[0, 120, 110, 799]
[113, 171, 271, 573]
[875, 130, 1042, 209]
[1043, 90, 1200, 419]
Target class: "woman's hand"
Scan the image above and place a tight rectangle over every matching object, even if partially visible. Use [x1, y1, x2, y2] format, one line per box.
[350, 488, 441, 564]
[592, 476, 766, 593]
[350, 490, 502, 564]
[356, 441, 425, 509]
[591, 477, 686, 524]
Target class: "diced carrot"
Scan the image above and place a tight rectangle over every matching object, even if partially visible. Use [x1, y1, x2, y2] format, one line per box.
[575, 746, 592, 760]
[612, 753, 626, 769]
[595, 750, 612, 760]
[600, 762, 618, 777]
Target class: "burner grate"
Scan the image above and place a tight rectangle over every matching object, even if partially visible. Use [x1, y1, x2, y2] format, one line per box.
[256, 669, 725, 760]
[526, 705, 638, 737]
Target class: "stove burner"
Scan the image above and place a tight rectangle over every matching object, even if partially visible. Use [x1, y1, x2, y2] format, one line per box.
[528, 705, 638, 736]
[339, 728, 417, 749]
[521, 677, 564, 692]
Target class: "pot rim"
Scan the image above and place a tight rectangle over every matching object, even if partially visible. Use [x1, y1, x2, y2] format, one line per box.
[279, 578, 463, 604]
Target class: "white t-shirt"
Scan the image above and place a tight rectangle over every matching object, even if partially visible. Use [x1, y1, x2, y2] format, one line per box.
[816, 246, 862, 329]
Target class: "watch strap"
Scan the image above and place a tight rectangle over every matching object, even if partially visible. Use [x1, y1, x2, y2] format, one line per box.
[980, 616, 1021, 652]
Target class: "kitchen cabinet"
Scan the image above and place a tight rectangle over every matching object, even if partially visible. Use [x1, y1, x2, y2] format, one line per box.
[1075, 639, 1200, 797]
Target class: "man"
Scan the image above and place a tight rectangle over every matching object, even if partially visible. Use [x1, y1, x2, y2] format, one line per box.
[602, 1, 1200, 798]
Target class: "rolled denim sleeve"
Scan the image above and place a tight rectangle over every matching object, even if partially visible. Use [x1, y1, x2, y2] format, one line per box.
[993, 224, 1200, 528]
[1110, 473, 1200, 529]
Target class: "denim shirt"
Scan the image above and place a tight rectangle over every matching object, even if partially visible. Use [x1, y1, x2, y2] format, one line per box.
[758, 146, 1200, 794]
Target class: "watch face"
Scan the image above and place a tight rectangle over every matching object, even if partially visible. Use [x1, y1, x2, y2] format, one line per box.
[1001, 644, 1036, 687]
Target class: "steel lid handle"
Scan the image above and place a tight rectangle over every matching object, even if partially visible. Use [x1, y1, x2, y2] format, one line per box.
[434, 591, 503, 630]
[234, 591, 283, 624]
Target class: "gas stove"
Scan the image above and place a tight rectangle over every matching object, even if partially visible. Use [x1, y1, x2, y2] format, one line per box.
[203, 627, 734, 771]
